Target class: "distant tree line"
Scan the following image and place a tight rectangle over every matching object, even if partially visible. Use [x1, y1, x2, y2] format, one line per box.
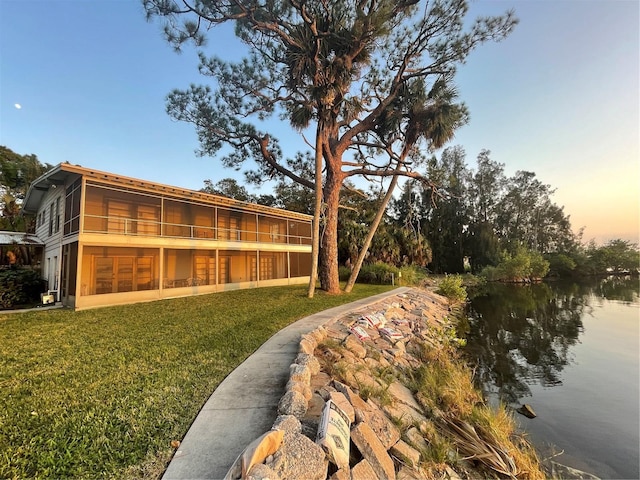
[204, 145, 639, 279]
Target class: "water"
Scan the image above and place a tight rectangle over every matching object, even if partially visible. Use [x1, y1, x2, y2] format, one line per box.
[464, 277, 639, 479]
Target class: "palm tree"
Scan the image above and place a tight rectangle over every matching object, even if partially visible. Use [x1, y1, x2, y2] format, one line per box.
[344, 79, 468, 292]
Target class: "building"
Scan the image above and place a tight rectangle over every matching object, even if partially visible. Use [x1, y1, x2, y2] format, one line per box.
[21, 163, 313, 310]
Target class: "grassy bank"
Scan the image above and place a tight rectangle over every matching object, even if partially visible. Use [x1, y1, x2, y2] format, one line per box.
[0, 284, 392, 479]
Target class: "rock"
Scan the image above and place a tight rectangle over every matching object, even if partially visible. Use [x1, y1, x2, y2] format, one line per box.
[387, 381, 422, 412]
[295, 353, 322, 376]
[329, 391, 356, 424]
[397, 465, 431, 480]
[444, 465, 463, 479]
[517, 404, 537, 419]
[301, 333, 319, 350]
[344, 334, 367, 359]
[350, 459, 378, 480]
[310, 372, 333, 391]
[299, 337, 316, 355]
[404, 427, 428, 452]
[309, 327, 327, 344]
[329, 468, 351, 480]
[305, 393, 326, 419]
[289, 364, 312, 384]
[351, 422, 396, 480]
[247, 463, 281, 480]
[268, 432, 328, 480]
[272, 415, 302, 436]
[286, 379, 312, 401]
[277, 390, 308, 417]
[362, 400, 401, 449]
[548, 461, 601, 480]
[382, 402, 427, 429]
[390, 440, 420, 467]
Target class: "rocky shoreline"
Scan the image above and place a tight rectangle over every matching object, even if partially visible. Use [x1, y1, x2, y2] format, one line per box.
[225, 287, 594, 480]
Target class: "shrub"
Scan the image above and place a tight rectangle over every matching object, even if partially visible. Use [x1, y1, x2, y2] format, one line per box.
[479, 246, 550, 282]
[0, 268, 46, 309]
[398, 265, 427, 285]
[358, 262, 399, 285]
[436, 275, 467, 302]
[338, 265, 351, 281]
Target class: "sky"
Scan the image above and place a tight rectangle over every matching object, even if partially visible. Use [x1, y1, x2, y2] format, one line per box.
[0, 0, 638, 245]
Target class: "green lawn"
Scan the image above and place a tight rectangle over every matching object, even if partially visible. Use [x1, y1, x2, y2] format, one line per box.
[0, 284, 392, 479]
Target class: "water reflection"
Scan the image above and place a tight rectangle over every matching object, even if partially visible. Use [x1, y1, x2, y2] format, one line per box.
[464, 277, 638, 403]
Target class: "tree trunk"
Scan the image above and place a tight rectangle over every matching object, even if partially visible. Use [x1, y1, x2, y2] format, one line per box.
[318, 170, 342, 294]
[344, 175, 400, 293]
[307, 127, 323, 298]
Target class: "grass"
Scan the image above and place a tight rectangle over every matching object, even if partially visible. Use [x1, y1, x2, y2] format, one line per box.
[0, 283, 392, 479]
[407, 339, 544, 479]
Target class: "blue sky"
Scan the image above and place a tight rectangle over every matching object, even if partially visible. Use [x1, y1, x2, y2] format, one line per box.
[1, 0, 638, 244]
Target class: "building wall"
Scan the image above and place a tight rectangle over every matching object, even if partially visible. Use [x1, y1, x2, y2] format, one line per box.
[35, 184, 65, 298]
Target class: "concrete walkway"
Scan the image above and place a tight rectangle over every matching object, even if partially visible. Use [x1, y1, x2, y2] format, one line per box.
[162, 287, 411, 480]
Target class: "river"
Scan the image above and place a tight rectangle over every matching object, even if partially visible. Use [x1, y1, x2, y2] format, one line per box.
[463, 277, 639, 479]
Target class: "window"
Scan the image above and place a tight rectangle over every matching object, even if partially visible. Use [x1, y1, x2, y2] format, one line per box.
[64, 178, 82, 235]
[81, 246, 159, 295]
[55, 197, 61, 233]
[49, 203, 54, 236]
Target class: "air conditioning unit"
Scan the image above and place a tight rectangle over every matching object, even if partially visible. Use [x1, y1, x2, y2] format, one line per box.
[41, 293, 55, 305]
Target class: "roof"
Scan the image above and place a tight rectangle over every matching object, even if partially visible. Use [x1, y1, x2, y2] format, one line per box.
[0, 231, 45, 246]
[22, 163, 313, 221]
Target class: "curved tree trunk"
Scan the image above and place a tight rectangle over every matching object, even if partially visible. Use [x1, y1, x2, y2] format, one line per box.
[344, 174, 400, 293]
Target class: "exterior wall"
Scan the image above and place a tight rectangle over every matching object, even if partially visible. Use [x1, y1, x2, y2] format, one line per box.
[26, 165, 313, 310]
[35, 185, 66, 299]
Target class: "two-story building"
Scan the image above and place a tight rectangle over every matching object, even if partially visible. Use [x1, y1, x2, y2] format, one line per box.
[22, 163, 313, 310]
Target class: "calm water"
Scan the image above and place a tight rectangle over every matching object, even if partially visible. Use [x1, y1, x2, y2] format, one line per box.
[464, 277, 639, 479]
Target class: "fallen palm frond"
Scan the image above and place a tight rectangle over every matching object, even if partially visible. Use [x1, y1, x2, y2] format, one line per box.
[440, 415, 526, 479]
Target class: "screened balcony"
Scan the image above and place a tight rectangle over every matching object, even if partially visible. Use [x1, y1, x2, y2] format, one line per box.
[81, 184, 312, 245]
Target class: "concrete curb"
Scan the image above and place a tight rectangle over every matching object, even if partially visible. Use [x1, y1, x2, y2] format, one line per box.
[162, 287, 412, 480]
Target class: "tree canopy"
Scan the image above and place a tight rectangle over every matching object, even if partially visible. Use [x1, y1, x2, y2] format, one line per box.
[0, 146, 52, 232]
[144, 0, 518, 293]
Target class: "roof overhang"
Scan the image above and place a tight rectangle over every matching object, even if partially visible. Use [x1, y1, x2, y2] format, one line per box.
[21, 164, 78, 215]
[0, 231, 45, 246]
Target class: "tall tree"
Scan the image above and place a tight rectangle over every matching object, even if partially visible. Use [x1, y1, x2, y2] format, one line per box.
[0, 146, 52, 231]
[144, 0, 517, 293]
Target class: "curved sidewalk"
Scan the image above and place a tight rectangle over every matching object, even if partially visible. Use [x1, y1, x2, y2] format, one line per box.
[162, 287, 411, 480]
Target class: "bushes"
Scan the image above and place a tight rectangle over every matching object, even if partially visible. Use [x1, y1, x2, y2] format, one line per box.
[341, 262, 427, 286]
[436, 275, 467, 302]
[479, 246, 550, 282]
[0, 268, 46, 309]
[358, 262, 399, 284]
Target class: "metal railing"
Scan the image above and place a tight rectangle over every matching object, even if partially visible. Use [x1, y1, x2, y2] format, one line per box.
[82, 214, 312, 245]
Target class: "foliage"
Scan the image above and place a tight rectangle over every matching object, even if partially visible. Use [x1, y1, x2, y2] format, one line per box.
[479, 245, 550, 282]
[357, 262, 399, 285]
[545, 252, 577, 277]
[144, 0, 517, 293]
[0, 146, 52, 231]
[0, 283, 392, 479]
[392, 148, 579, 276]
[0, 268, 46, 309]
[593, 239, 640, 273]
[436, 274, 467, 302]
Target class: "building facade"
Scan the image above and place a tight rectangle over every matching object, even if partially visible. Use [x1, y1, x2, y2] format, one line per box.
[22, 163, 313, 310]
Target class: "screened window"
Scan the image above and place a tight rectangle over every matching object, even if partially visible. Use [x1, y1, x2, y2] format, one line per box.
[81, 247, 159, 295]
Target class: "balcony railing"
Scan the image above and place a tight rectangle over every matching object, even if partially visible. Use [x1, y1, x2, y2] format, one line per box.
[82, 214, 312, 245]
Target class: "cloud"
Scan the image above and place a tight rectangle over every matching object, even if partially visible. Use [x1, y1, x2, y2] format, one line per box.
[14, 103, 22, 109]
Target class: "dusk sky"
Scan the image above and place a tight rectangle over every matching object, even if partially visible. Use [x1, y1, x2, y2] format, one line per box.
[1, 0, 638, 245]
